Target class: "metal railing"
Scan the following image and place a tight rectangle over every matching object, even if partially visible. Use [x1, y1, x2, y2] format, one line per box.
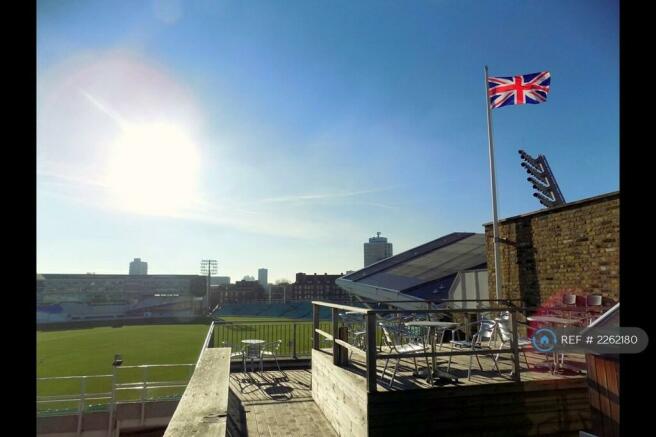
[311, 299, 523, 393]
[38, 363, 196, 437]
[212, 320, 333, 359]
[37, 374, 113, 435]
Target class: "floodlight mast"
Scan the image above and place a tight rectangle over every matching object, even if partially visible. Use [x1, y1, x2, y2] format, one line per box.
[518, 149, 565, 208]
[200, 259, 218, 314]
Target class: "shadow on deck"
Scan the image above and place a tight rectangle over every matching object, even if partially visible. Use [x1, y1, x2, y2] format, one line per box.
[227, 368, 336, 437]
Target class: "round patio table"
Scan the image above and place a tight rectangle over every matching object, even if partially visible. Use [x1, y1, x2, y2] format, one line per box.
[241, 339, 266, 373]
[405, 321, 460, 384]
[526, 316, 582, 373]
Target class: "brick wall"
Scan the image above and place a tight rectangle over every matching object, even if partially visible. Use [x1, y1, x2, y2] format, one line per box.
[484, 192, 619, 307]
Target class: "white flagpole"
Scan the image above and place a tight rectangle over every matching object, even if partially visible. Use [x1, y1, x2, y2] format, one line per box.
[484, 65, 503, 300]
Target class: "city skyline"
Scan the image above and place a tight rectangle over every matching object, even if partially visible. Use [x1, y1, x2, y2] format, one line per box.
[37, 0, 619, 282]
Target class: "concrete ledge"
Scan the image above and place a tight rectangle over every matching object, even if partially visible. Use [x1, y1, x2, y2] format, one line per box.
[163, 348, 231, 437]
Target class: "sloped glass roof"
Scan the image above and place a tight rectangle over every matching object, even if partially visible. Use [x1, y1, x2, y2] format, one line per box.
[340, 232, 487, 294]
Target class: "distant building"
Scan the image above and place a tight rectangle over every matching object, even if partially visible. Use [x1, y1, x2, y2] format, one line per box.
[258, 268, 268, 291]
[340, 232, 487, 310]
[209, 280, 266, 306]
[36, 273, 206, 322]
[288, 273, 351, 302]
[364, 232, 393, 267]
[242, 275, 255, 281]
[129, 258, 148, 275]
[210, 276, 230, 286]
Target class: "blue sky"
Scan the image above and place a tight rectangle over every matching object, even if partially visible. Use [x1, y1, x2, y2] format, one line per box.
[37, 0, 619, 282]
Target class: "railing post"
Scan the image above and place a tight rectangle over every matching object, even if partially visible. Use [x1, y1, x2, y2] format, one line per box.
[366, 311, 377, 393]
[332, 308, 339, 365]
[292, 323, 297, 359]
[141, 367, 147, 425]
[77, 377, 85, 436]
[511, 307, 521, 382]
[108, 367, 116, 437]
[312, 304, 320, 351]
[338, 326, 349, 366]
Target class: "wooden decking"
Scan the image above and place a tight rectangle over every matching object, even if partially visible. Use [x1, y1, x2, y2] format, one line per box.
[312, 347, 591, 436]
[348, 345, 587, 391]
[225, 348, 588, 436]
[228, 369, 337, 437]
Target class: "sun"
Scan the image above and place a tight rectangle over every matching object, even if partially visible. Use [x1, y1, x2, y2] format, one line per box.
[104, 122, 200, 215]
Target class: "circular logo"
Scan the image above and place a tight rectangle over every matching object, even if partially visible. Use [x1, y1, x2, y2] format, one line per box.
[532, 328, 557, 352]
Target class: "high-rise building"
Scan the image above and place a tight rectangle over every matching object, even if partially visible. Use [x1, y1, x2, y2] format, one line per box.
[364, 232, 393, 267]
[257, 269, 268, 288]
[129, 258, 148, 275]
[258, 268, 268, 291]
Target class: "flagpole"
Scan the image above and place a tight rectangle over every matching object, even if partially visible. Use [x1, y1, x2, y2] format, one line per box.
[484, 65, 503, 300]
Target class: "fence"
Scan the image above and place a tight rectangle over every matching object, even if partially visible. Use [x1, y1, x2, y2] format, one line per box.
[311, 299, 523, 393]
[212, 320, 333, 359]
[37, 363, 195, 436]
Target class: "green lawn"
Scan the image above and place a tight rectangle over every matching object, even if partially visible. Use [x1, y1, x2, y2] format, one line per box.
[36, 317, 340, 411]
[37, 324, 209, 378]
[37, 324, 210, 409]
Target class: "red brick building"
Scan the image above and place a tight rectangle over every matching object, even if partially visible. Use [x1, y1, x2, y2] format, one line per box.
[288, 273, 351, 302]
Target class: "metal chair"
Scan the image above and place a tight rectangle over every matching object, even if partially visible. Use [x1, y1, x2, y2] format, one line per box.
[494, 317, 532, 373]
[259, 340, 285, 376]
[339, 312, 367, 356]
[448, 319, 500, 380]
[243, 342, 264, 374]
[221, 341, 246, 369]
[379, 322, 431, 388]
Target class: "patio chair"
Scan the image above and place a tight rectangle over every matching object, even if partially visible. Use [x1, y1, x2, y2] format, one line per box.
[221, 341, 246, 370]
[379, 322, 431, 388]
[339, 312, 367, 356]
[377, 313, 407, 351]
[447, 319, 501, 380]
[243, 342, 264, 374]
[259, 340, 285, 376]
[495, 317, 533, 373]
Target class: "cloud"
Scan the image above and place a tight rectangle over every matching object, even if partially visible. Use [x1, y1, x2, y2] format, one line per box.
[259, 187, 396, 205]
[78, 89, 127, 127]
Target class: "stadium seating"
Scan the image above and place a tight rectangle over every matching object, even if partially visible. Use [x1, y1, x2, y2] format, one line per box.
[212, 302, 345, 319]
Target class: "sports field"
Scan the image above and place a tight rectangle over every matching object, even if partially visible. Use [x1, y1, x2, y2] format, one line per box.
[36, 316, 324, 407]
[37, 324, 209, 378]
[37, 316, 338, 411]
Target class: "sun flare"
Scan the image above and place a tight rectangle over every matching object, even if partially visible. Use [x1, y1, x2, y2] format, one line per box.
[104, 122, 200, 215]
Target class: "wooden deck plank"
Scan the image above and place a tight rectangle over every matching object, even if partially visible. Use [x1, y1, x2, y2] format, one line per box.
[342, 345, 586, 392]
[228, 369, 336, 436]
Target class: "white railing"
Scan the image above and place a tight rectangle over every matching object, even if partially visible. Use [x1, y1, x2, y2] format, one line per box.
[38, 363, 195, 437]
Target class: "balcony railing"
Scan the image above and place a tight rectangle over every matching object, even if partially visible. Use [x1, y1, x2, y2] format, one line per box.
[311, 299, 524, 393]
[211, 320, 333, 359]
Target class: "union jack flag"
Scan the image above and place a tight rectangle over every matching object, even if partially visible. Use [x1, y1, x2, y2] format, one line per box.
[488, 71, 551, 109]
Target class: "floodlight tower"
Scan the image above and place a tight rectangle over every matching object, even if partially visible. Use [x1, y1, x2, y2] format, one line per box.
[518, 149, 566, 208]
[200, 259, 218, 312]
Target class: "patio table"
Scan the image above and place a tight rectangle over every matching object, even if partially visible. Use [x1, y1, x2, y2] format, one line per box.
[405, 321, 460, 384]
[526, 315, 582, 373]
[241, 339, 266, 373]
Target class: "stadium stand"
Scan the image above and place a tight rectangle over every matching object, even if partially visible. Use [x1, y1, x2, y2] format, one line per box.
[212, 302, 341, 319]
